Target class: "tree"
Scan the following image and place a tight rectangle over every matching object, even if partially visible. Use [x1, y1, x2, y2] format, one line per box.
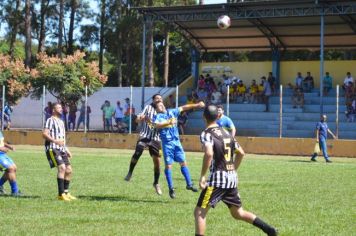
[58, 0, 64, 57]
[147, 0, 154, 87]
[67, 0, 78, 55]
[24, 0, 32, 67]
[0, 54, 32, 105]
[99, 0, 106, 74]
[38, 0, 51, 53]
[8, 0, 22, 60]
[31, 51, 107, 104]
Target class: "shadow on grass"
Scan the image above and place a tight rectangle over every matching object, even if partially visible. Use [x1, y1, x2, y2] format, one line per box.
[287, 160, 315, 163]
[0, 195, 40, 199]
[78, 195, 173, 204]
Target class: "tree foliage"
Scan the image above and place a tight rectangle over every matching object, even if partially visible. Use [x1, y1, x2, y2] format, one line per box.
[31, 50, 107, 103]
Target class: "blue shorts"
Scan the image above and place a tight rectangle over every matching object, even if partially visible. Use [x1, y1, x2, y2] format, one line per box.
[162, 140, 186, 165]
[105, 118, 112, 126]
[0, 154, 14, 171]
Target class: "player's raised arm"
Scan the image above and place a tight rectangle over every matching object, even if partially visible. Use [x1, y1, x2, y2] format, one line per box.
[180, 101, 205, 112]
[153, 118, 176, 129]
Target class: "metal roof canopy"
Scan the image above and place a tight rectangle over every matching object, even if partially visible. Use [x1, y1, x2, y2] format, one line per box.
[136, 0, 356, 52]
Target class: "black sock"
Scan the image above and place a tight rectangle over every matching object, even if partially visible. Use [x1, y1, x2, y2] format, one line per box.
[128, 161, 137, 174]
[253, 217, 276, 235]
[57, 178, 65, 196]
[153, 170, 160, 185]
[195, 234, 204, 236]
[64, 180, 70, 193]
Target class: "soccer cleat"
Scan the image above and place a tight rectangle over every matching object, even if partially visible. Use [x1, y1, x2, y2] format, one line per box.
[65, 192, 77, 200]
[124, 172, 132, 181]
[310, 158, 317, 162]
[58, 194, 71, 201]
[169, 188, 176, 199]
[326, 159, 332, 163]
[11, 191, 23, 197]
[0, 186, 5, 195]
[186, 185, 198, 192]
[153, 184, 162, 195]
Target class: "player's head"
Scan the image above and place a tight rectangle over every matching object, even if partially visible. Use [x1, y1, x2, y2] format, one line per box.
[154, 101, 166, 113]
[321, 114, 327, 122]
[52, 102, 63, 116]
[216, 104, 224, 118]
[152, 94, 162, 104]
[204, 105, 219, 124]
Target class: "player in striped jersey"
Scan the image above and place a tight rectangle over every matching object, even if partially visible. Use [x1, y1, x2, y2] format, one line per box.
[43, 102, 76, 201]
[195, 105, 277, 236]
[124, 94, 163, 195]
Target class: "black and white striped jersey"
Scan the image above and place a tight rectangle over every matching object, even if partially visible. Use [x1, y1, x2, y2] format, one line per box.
[200, 126, 238, 189]
[44, 116, 66, 151]
[139, 104, 160, 141]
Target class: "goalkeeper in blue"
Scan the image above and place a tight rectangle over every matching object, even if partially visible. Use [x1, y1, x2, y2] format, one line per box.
[152, 101, 205, 199]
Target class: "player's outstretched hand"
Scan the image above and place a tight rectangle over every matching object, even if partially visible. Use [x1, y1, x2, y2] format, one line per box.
[199, 176, 207, 189]
[197, 101, 205, 108]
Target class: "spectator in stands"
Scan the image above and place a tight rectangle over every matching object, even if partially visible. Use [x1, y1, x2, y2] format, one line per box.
[230, 80, 238, 102]
[261, 76, 272, 112]
[295, 72, 303, 89]
[67, 101, 77, 131]
[345, 81, 354, 104]
[197, 87, 208, 103]
[44, 102, 52, 121]
[311, 114, 337, 163]
[211, 89, 222, 105]
[3, 102, 13, 130]
[123, 98, 136, 131]
[257, 81, 264, 103]
[178, 111, 188, 135]
[343, 72, 354, 91]
[303, 72, 314, 92]
[268, 72, 276, 95]
[197, 74, 205, 90]
[76, 101, 91, 131]
[222, 74, 232, 88]
[236, 80, 247, 103]
[102, 100, 115, 132]
[323, 72, 333, 96]
[114, 100, 126, 133]
[124, 98, 135, 116]
[100, 101, 107, 130]
[292, 88, 304, 109]
[247, 79, 259, 104]
[345, 99, 355, 122]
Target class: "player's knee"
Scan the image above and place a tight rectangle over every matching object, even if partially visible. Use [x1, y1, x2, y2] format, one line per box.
[58, 165, 66, 174]
[7, 165, 16, 173]
[65, 166, 72, 174]
[179, 161, 187, 167]
[132, 145, 144, 161]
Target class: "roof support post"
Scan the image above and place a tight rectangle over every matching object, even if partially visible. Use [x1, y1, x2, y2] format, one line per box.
[141, 19, 147, 110]
[271, 46, 281, 89]
[319, 11, 325, 115]
[191, 47, 200, 89]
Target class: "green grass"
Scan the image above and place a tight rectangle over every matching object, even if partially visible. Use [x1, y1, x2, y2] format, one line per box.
[0, 146, 355, 236]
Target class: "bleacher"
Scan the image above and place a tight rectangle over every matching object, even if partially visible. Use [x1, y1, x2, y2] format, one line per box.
[182, 88, 356, 139]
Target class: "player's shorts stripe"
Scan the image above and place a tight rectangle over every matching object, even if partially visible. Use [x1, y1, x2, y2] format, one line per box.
[49, 149, 57, 167]
[201, 186, 214, 209]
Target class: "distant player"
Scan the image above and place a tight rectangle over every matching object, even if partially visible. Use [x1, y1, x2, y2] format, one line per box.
[42, 102, 76, 201]
[152, 101, 205, 199]
[0, 132, 21, 196]
[124, 94, 163, 195]
[195, 105, 278, 236]
[216, 105, 236, 137]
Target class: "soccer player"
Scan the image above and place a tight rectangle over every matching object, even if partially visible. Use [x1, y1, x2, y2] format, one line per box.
[216, 105, 236, 137]
[195, 105, 278, 236]
[0, 132, 21, 196]
[124, 94, 163, 195]
[42, 102, 76, 201]
[152, 101, 205, 199]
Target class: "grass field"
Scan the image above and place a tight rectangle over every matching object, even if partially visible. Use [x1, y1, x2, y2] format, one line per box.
[0, 145, 355, 236]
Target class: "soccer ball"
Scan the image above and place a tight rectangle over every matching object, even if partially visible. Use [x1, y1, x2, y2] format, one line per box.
[217, 15, 231, 30]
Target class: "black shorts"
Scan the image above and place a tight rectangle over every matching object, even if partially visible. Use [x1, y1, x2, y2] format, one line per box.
[137, 138, 161, 157]
[197, 187, 242, 209]
[45, 148, 71, 168]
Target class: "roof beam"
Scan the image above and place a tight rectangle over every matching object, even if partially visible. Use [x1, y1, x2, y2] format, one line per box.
[196, 33, 356, 39]
[339, 15, 356, 33]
